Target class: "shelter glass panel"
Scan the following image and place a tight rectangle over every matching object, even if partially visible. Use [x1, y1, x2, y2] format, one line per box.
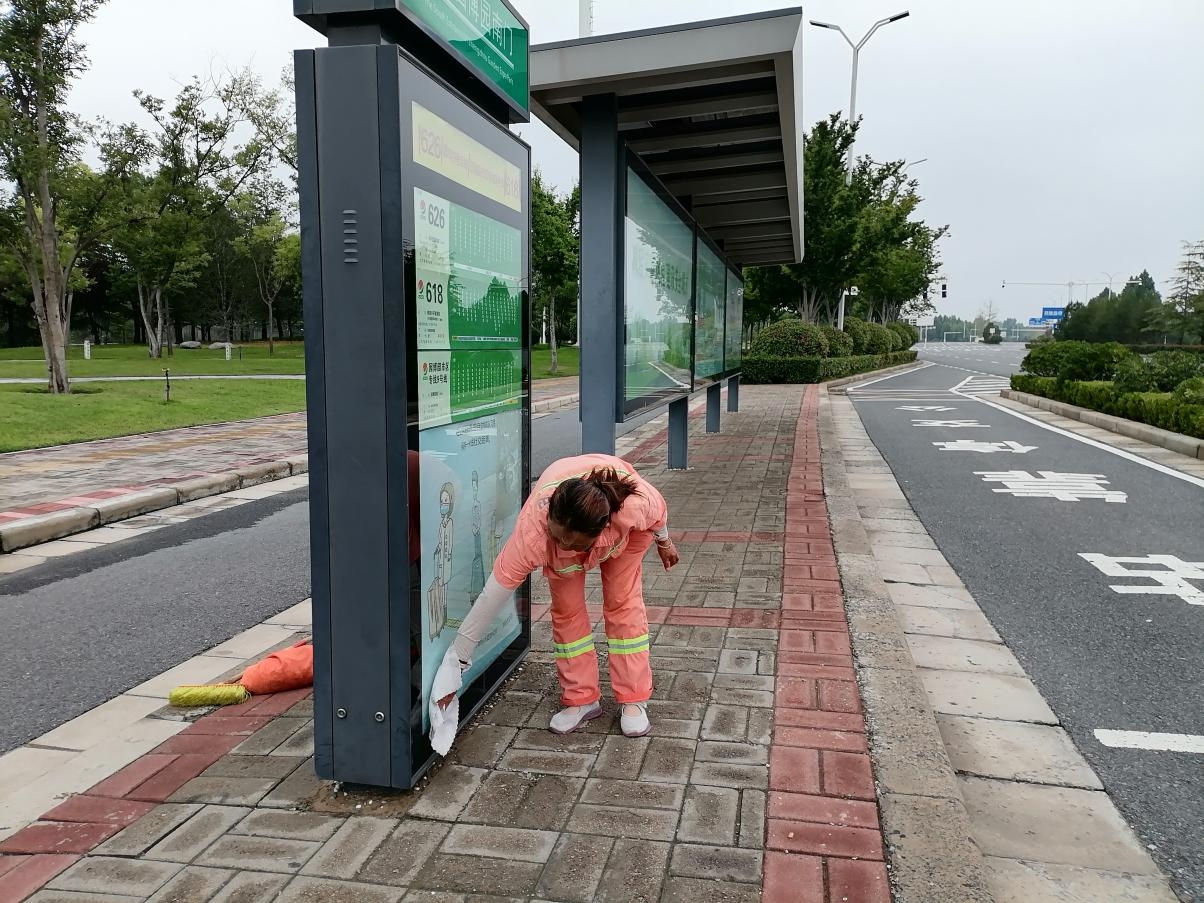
[623, 166, 694, 414]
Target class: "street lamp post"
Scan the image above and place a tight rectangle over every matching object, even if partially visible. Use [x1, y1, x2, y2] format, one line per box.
[810, 12, 911, 185]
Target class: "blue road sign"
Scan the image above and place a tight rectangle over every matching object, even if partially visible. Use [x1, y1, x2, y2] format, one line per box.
[1028, 317, 1045, 327]
[1042, 307, 1066, 321]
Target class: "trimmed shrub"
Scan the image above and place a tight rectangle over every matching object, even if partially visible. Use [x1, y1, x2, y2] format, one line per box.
[1112, 355, 1157, 394]
[819, 325, 854, 358]
[743, 350, 918, 384]
[862, 322, 896, 355]
[1021, 340, 1084, 376]
[1055, 341, 1131, 383]
[1147, 350, 1203, 391]
[982, 322, 1003, 344]
[749, 319, 829, 358]
[844, 317, 872, 354]
[1007, 374, 1204, 440]
[889, 321, 919, 349]
[1174, 377, 1204, 407]
[1124, 344, 1204, 357]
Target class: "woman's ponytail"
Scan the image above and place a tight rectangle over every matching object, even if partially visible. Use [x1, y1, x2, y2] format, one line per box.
[549, 466, 640, 536]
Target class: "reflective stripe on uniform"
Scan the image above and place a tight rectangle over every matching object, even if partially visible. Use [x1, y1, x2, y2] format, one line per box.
[606, 633, 650, 655]
[552, 563, 586, 575]
[554, 635, 596, 659]
[597, 538, 626, 564]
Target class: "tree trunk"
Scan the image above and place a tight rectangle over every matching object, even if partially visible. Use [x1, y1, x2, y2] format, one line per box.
[548, 293, 558, 374]
[266, 302, 275, 356]
[137, 280, 163, 358]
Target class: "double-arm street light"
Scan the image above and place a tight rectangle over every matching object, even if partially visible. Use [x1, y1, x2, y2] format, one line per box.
[810, 11, 911, 185]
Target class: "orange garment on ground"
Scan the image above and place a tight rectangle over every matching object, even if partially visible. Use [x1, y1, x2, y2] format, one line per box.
[492, 454, 668, 706]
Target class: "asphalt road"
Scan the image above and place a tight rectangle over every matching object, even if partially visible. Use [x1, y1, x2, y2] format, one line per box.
[0, 403, 663, 755]
[849, 359, 1204, 900]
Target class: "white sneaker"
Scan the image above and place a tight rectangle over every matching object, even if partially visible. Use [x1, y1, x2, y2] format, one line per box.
[549, 701, 603, 734]
[620, 702, 651, 738]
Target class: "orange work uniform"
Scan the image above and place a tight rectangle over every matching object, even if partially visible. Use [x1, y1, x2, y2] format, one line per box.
[492, 454, 668, 706]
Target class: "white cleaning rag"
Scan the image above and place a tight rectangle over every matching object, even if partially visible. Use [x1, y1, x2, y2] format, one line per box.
[429, 646, 466, 755]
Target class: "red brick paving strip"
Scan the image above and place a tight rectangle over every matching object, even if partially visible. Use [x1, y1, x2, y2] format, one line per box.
[762, 385, 891, 903]
[0, 692, 313, 902]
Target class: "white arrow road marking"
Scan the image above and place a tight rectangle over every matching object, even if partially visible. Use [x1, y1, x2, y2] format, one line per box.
[1094, 730, 1204, 754]
[912, 419, 990, 428]
[933, 440, 1037, 453]
[898, 405, 957, 412]
[1080, 554, 1204, 605]
[976, 471, 1126, 502]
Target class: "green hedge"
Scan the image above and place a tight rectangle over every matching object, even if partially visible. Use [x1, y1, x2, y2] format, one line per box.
[1009, 374, 1204, 440]
[1124, 344, 1204, 356]
[744, 350, 918, 384]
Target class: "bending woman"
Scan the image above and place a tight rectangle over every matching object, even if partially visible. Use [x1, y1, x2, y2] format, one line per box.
[436, 454, 679, 739]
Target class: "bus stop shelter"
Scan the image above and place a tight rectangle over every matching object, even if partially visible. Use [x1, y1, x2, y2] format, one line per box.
[529, 9, 805, 460]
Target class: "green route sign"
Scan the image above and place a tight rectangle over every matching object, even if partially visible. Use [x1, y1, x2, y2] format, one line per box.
[400, 0, 529, 117]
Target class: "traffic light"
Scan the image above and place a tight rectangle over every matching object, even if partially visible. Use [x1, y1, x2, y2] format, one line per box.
[941, 282, 947, 298]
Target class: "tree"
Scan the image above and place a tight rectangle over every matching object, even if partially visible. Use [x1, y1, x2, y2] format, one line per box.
[236, 191, 295, 356]
[1165, 241, 1204, 343]
[530, 172, 577, 373]
[0, 0, 147, 391]
[111, 73, 272, 357]
[743, 114, 946, 326]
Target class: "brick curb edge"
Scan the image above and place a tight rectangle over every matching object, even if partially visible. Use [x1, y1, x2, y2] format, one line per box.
[1001, 388, 1204, 460]
[817, 387, 995, 903]
[0, 457, 311, 554]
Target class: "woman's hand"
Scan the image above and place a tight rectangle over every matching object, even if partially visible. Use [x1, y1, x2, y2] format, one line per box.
[656, 538, 680, 571]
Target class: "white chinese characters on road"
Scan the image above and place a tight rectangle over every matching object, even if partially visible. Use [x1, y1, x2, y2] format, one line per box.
[975, 471, 1127, 502]
[912, 419, 990, 428]
[1080, 554, 1204, 606]
[933, 440, 1037, 454]
[897, 405, 956, 412]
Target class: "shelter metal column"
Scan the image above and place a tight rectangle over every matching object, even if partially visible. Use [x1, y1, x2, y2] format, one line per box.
[668, 397, 689, 470]
[727, 375, 740, 411]
[706, 383, 721, 433]
[579, 93, 623, 455]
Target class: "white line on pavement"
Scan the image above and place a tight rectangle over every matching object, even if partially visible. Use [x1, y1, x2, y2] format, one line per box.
[1094, 729, 1204, 754]
[954, 389, 1204, 491]
[843, 361, 932, 391]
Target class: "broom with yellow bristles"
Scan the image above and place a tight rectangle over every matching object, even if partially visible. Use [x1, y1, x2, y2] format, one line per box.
[169, 640, 313, 707]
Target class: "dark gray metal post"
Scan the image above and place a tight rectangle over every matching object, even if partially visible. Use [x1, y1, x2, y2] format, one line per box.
[668, 397, 689, 469]
[727, 375, 740, 412]
[579, 93, 623, 454]
[299, 44, 400, 787]
[706, 383, 721, 433]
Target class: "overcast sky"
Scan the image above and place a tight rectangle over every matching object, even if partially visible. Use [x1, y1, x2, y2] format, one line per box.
[70, 0, 1203, 321]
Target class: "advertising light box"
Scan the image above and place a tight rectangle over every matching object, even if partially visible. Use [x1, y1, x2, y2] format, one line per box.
[402, 62, 530, 741]
[622, 166, 694, 415]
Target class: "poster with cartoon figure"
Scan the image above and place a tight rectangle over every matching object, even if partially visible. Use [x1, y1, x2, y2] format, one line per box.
[419, 409, 522, 731]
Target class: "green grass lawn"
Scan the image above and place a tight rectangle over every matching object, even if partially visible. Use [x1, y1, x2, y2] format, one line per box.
[532, 345, 579, 379]
[0, 380, 308, 452]
[0, 342, 306, 379]
[1, 343, 578, 380]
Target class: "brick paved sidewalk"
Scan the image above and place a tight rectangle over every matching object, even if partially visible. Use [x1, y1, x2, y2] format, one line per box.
[0, 385, 890, 903]
[0, 376, 578, 530]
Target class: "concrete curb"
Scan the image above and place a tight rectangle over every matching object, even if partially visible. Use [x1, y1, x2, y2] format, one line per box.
[532, 391, 579, 413]
[0, 456, 310, 554]
[1001, 388, 1204, 460]
[825, 360, 926, 393]
[818, 387, 995, 903]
